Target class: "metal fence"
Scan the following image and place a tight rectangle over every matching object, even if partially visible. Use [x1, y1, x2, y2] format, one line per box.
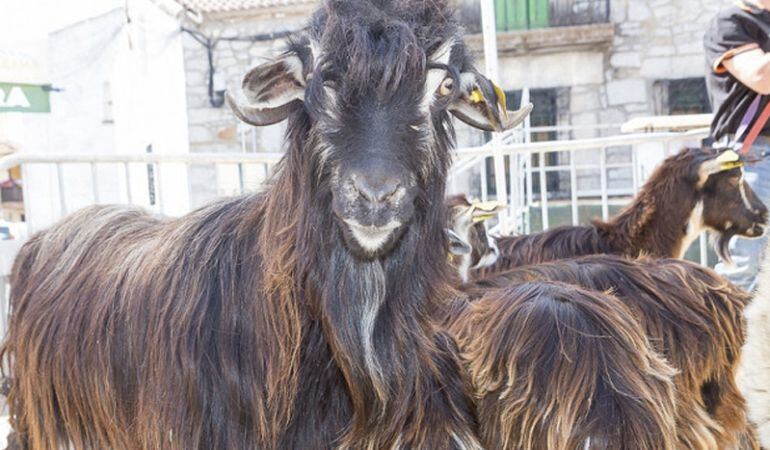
[0, 128, 713, 339]
[448, 127, 711, 262]
[1, 127, 710, 253]
[0, 152, 282, 222]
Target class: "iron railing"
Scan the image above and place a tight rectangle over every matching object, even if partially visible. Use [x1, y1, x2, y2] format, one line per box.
[0, 127, 710, 262]
[447, 127, 711, 262]
[0, 128, 716, 339]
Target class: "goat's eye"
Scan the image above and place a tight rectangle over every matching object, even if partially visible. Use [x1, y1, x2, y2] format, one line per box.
[439, 77, 454, 96]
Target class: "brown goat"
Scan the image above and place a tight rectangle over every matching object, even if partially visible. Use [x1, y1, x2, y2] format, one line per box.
[445, 194, 503, 283]
[449, 281, 679, 450]
[466, 255, 756, 449]
[0, 2, 696, 448]
[0, 1, 541, 448]
[476, 147, 767, 278]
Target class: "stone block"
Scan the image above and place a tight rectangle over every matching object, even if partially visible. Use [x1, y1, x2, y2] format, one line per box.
[598, 108, 628, 126]
[606, 79, 647, 106]
[647, 44, 674, 56]
[628, 1, 652, 21]
[571, 89, 601, 113]
[611, 52, 642, 68]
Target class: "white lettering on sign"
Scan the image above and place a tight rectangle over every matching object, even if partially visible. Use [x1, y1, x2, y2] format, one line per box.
[0, 87, 31, 108]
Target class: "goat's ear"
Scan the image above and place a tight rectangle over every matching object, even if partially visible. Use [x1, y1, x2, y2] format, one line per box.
[447, 229, 472, 255]
[698, 150, 744, 184]
[226, 54, 306, 126]
[441, 71, 533, 132]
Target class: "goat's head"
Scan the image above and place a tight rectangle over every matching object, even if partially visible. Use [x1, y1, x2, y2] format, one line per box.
[446, 194, 503, 283]
[696, 149, 768, 261]
[227, 0, 531, 259]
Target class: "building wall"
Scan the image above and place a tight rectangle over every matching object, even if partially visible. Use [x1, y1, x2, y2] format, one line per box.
[468, 0, 722, 197]
[489, 0, 721, 136]
[32, 0, 190, 231]
[179, 0, 723, 202]
[180, 10, 308, 206]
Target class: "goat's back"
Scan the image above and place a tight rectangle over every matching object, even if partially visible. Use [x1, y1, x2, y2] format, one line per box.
[467, 255, 751, 448]
[0, 196, 293, 450]
[476, 225, 607, 276]
[450, 281, 678, 450]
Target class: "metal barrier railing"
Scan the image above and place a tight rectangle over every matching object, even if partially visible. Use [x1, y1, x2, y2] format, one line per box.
[0, 128, 717, 344]
[448, 128, 712, 264]
[0, 152, 282, 228]
[0, 128, 712, 270]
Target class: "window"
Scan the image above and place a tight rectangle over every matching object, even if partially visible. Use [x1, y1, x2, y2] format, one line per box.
[493, 0, 609, 30]
[654, 77, 712, 115]
[485, 88, 567, 197]
[505, 88, 558, 141]
[495, 0, 549, 31]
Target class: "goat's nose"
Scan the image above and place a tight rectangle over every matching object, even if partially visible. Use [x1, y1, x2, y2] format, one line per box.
[353, 175, 401, 203]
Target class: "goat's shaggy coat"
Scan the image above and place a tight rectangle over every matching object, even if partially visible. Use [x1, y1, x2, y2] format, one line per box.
[0, 2, 691, 449]
[476, 147, 767, 277]
[449, 281, 678, 450]
[0, 1, 488, 448]
[739, 246, 770, 448]
[467, 255, 755, 449]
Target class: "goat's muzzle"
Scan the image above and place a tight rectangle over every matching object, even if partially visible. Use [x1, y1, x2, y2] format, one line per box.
[331, 168, 417, 257]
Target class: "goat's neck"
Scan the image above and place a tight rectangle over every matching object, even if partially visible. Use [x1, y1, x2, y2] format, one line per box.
[306, 219, 470, 447]
[600, 189, 700, 259]
[263, 144, 472, 447]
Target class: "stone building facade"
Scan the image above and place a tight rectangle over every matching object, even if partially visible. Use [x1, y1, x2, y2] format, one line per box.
[174, 0, 723, 203]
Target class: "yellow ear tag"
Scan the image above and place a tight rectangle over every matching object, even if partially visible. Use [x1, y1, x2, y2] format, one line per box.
[716, 150, 743, 170]
[492, 82, 507, 117]
[469, 88, 484, 104]
[720, 161, 744, 170]
[472, 213, 496, 224]
[716, 150, 740, 164]
[469, 200, 504, 223]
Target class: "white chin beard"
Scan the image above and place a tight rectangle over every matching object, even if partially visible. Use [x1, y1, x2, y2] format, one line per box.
[344, 219, 402, 253]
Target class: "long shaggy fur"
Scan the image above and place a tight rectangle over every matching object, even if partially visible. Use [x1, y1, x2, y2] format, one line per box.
[467, 255, 755, 449]
[449, 281, 678, 450]
[477, 147, 766, 277]
[0, 1, 484, 448]
[739, 246, 770, 448]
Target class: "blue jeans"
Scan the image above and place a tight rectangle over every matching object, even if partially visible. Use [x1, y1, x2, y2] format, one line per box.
[714, 142, 770, 291]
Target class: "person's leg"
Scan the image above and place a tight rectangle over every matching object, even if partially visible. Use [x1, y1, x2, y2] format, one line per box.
[715, 149, 770, 291]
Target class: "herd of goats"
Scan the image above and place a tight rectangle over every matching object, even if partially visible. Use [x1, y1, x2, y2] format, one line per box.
[6, 1, 770, 449]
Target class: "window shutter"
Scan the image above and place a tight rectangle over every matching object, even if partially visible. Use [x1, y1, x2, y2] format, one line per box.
[528, 0, 550, 28]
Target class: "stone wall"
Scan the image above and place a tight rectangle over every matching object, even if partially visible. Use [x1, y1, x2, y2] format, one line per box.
[179, 0, 727, 204]
[599, 0, 722, 123]
[181, 12, 308, 155]
[180, 10, 310, 205]
[487, 0, 724, 139]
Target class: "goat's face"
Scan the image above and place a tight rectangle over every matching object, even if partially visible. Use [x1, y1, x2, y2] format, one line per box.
[697, 151, 769, 260]
[446, 195, 503, 283]
[226, 1, 531, 259]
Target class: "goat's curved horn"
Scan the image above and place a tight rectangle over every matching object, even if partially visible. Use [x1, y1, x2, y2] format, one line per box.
[450, 72, 534, 132]
[501, 103, 534, 131]
[226, 91, 301, 127]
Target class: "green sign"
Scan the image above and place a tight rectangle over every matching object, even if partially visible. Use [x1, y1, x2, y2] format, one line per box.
[0, 82, 50, 113]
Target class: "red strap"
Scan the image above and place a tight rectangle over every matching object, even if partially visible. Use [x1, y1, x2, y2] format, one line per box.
[741, 99, 770, 155]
